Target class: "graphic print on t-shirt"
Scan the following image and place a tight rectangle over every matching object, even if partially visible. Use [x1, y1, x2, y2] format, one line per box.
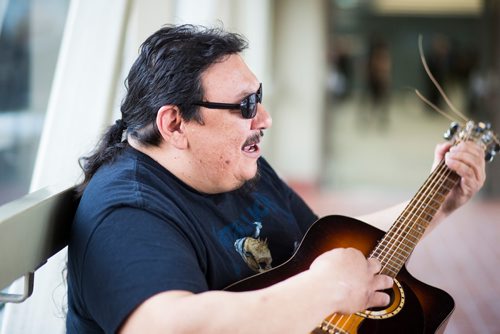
[234, 222, 272, 273]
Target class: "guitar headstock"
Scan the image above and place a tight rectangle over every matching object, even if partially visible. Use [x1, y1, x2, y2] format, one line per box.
[444, 121, 500, 162]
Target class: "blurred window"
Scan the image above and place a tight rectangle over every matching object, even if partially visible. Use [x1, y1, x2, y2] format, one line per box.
[0, 0, 69, 205]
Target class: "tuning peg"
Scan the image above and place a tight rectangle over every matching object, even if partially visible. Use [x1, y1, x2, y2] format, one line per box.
[482, 132, 494, 145]
[444, 122, 460, 141]
[475, 122, 489, 134]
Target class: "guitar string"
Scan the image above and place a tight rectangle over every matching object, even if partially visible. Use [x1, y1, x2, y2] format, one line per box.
[367, 161, 452, 323]
[369, 133, 469, 321]
[374, 160, 450, 273]
[329, 164, 456, 333]
[375, 130, 471, 277]
[365, 147, 459, 316]
[323, 162, 452, 333]
[376, 152, 457, 275]
[378, 123, 478, 276]
[365, 160, 443, 277]
[374, 129, 472, 274]
[327, 310, 347, 333]
[379, 128, 466, 263]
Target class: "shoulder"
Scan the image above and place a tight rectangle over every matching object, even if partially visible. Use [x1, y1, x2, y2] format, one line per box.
[74, 147, 189, 240]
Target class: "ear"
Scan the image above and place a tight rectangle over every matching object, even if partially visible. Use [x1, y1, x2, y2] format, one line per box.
[156, 105, 188, 149]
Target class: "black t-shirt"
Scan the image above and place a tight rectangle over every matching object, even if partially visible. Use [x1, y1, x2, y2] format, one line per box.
[66, 147, 318, 333]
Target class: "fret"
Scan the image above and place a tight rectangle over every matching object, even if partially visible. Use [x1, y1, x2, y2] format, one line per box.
[398, 210, 433, 225]
[409, 198, 441, 211]
[387, 254, 410, 266]
[373, 245, 412, 259]
[319, 321, 349, 334]
[390, 221, 427, 233]
[380, 265, 398, 277]
[410, 197, 443, 209]
[375, 242, 413, 257]
[373, 245, 412, 262]
[382, 233, 419, 247]
[380, 248, 411, 261]
[376, 236, 417, 253]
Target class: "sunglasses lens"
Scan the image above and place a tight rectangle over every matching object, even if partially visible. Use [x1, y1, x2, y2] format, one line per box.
[239, 84, 262, 119]
[241, 94, 256, 119]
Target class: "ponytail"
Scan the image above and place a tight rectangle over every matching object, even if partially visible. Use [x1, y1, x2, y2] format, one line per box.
[77, 119, 127, 194]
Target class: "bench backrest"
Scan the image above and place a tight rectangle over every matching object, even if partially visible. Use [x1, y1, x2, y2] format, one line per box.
[0, 185, 78, 302]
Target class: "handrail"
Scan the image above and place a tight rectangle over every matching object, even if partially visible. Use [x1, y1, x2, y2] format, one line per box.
[0, 184, 78, 303]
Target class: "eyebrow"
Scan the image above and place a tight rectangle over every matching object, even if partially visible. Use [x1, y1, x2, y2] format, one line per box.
[237, 84, 260, 99]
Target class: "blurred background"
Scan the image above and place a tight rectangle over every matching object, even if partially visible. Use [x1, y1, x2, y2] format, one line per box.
[0, 0, 499, 333]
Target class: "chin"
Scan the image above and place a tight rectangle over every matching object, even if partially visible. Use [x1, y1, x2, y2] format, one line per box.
[244, 162, 259, 180]
[244, 163, 261, 183]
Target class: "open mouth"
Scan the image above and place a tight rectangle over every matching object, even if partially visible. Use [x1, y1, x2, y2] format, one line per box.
[242, 143, 259, 153]
[242, 132, 262, 154]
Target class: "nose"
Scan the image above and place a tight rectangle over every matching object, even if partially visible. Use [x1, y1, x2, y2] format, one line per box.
[251, 103, 272, 130]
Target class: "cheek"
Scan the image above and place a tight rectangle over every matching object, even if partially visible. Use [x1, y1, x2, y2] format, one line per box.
[217, 137, 243, 166]
[189, 120, 249, 170]
[197, 134, 241, 169]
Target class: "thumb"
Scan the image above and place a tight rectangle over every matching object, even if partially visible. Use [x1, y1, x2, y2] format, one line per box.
[432, 142, 452, 170]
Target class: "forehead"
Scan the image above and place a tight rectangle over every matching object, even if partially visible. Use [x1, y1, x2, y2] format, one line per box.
[201, 54, 259, 100]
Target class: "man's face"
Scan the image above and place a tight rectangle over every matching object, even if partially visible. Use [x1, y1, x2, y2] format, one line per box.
[183, 54, 272, 193]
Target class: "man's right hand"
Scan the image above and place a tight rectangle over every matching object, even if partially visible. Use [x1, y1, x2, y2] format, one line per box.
[309, 247, 393, 315]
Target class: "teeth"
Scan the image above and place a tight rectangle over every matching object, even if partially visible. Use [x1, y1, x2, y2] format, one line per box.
[243, 144, 257, 153]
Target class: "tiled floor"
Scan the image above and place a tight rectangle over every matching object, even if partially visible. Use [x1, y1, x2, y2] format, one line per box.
[293, 92, 500, 333]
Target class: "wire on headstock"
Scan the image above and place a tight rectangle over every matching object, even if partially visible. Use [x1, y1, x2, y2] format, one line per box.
[414, 35, 468, 123]
[414, 35, 500, 162]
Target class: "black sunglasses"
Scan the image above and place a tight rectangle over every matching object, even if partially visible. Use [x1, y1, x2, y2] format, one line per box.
[193, 83, 262, 119]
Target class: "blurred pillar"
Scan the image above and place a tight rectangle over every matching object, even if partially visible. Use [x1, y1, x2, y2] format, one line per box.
[174, 0, 272, 99]
[486, 0, 500, 197]
[231, 0, 273, 100]
[272, 0, 329, 186]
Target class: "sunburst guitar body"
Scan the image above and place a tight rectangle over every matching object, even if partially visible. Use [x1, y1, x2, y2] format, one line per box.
[226, 215, 454, 333]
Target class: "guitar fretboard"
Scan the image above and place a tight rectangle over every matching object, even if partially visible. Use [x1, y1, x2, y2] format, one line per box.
[370, 160, 461, 277]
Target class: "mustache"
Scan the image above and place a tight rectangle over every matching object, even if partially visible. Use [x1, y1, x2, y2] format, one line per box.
[243, 130, 264, 147]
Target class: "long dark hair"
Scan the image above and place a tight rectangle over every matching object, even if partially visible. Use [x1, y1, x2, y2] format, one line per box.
[77, 24, 248, 193]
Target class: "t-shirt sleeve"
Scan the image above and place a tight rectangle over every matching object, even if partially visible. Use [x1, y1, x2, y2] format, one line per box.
[80, 206, 207, 333]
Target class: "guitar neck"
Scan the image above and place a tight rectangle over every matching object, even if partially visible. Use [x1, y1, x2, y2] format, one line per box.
[370, 160, 460, 278]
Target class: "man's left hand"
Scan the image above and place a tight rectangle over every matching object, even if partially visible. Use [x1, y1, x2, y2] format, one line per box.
[433, 141, 486, 216]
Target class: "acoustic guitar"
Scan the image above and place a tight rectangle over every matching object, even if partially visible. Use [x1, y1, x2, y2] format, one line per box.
[226, 121, 499, 333]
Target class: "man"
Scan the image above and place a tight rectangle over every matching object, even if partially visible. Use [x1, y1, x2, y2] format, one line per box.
[67, 24, 485, 333]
